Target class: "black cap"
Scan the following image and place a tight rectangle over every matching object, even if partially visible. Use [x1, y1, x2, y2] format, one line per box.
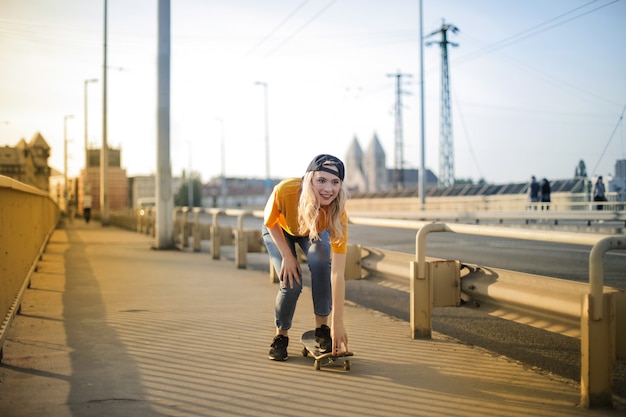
[306, 154, 345, 181]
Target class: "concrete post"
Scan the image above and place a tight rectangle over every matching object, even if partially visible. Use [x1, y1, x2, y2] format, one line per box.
[155, 0, 174, 248]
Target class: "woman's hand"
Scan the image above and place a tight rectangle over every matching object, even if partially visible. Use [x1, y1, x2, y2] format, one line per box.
[280, 254, 301, 289]
[331, 321, 348, 355]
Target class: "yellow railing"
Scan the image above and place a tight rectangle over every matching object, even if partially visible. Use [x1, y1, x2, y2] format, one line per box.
[0, 176, 60, 356]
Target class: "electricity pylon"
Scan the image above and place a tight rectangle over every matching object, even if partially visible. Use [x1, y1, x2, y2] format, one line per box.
[387, 70, 412, 190]
[426, 20, 459, 187]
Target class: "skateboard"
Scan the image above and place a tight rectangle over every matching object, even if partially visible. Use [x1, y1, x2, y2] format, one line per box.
[300, 330, 353, 371]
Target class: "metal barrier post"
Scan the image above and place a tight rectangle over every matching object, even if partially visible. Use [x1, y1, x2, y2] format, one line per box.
[172, 207, 181, 244]
[411, 223, 447, 338]
[235, 212, 251, 269]
[150, 207, 156, 237]
[581, 236, 625, 408]
[410, 260, 431, 338]
[580, 292, 615, 408]
[269, 258, 279, 283]
[181, 207, 190, 247]
[345, 244, 363, 280]
[192, 208, 201, 252]
[136, 210, 142, 232]
[211, 210, 223, 260]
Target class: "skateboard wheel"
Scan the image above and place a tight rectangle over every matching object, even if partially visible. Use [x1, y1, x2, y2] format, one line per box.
[302, 348, 308, 357]
[344, 360, 351, 371]
[314, 360, 321, 371]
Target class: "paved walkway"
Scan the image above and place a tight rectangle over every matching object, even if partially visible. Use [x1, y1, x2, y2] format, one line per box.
[0, 221, 623, 416]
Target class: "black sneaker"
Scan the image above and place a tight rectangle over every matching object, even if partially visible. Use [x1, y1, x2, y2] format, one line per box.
[269, 335, 289, 361]
[315, 325, 332, 353]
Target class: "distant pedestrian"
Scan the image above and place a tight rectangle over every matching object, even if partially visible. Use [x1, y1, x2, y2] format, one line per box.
[83, 194, 93, 223]
[540, 178, 551, 210]
[593, 176, 607, 210]
[528, 175, 540, 210]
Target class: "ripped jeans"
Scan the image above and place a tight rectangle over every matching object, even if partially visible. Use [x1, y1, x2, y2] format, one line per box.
[262, 225, 332, 331]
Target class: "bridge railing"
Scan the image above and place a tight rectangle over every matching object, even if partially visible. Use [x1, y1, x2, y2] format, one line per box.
[345, 191, 625, 213]
[348, 207, 626, 230]
[0, 176, 60, 360]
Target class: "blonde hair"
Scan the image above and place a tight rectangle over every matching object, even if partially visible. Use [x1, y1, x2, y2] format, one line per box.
[298, 171, 348, 244]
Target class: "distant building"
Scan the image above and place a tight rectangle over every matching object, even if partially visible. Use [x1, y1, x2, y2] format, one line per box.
[49, 167, 64, 204]
[615, 159, 626, 179]
[0, 132, 51, 191]
[344, 136, 367, 192]
[128, 175, 186, 210]
[129, 175, 156, 209]
[78, 148, 129, 212]
[203, 177, 279, 208]
[609, 159, 626, 195]
[344, 133, 437, 193]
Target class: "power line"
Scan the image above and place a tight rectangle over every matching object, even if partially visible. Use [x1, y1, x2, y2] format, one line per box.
[243, 0, 311, 58]
[452, 90, 484, 181]
[591, 103, 626, 176]
[264, 0, 338, 58]
[455, 0, 620, 65]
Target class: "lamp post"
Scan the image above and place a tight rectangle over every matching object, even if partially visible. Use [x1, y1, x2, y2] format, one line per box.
[84, 78, 98, 193]
[215, 117, 226, 207]
[101, 0, 109, 225]
[186, 140, 193, 207]
[255, 81, 270, 197]
[64, 114, 75, 212]
[419, 0, 426, 207]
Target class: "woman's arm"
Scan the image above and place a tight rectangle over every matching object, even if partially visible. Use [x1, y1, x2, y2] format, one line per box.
[330, 251, 348, 354]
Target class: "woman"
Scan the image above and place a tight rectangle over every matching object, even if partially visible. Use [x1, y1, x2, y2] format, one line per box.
[262, 154, 349, 361]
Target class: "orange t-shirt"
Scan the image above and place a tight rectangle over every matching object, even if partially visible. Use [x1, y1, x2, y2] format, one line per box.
[263, 177, 348, 254]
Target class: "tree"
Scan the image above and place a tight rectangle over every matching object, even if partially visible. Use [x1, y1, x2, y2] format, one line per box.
[175, 170, 203, 207]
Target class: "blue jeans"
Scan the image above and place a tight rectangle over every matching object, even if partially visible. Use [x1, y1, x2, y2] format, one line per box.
[262, 225, 332, 331]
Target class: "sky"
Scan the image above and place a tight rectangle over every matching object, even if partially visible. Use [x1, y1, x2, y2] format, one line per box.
[1, 0, 625, 185]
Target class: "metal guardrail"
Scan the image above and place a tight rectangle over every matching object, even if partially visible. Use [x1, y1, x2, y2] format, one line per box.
[349, 216, 625, 409]
[136, 207, 625, 408]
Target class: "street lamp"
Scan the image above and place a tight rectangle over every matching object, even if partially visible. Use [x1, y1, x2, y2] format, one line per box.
[215, 118, 226, 207]
[101, 0, 109, 225]
[255, 81, 270, 197]
[84, 78, 98, 193]
[64, 114, 75, 212]
[186, 140, 193, 207]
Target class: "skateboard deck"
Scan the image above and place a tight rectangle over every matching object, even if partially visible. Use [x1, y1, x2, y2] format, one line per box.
[300, 330, 354, 371]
